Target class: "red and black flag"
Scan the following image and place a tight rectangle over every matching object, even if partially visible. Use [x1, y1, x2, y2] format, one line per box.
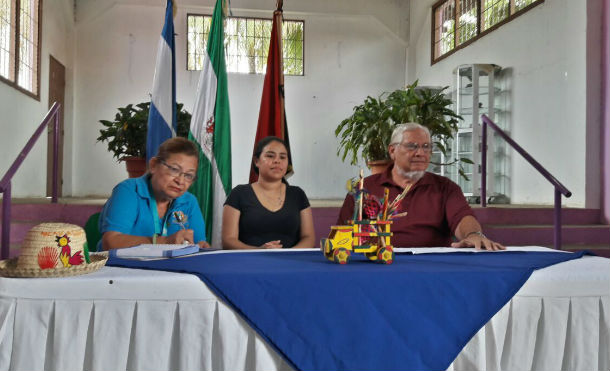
[249, 0, 293, 183]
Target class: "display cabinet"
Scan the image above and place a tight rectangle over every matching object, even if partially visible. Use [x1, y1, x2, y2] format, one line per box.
[448, 64, 510, 203]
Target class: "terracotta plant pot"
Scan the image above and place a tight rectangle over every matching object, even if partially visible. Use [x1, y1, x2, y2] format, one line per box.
[366, 159, 392, 175]
[123, 156, 147, 178]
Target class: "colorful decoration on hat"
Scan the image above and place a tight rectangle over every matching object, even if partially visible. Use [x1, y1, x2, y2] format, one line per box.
[321, 170, 412, 265]
[37, 246, 59, 269]
[56, 234, 84, 268]
[0, 223, 107, 278]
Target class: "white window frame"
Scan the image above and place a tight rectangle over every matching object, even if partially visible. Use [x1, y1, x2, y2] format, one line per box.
[0, 0, 41, 99]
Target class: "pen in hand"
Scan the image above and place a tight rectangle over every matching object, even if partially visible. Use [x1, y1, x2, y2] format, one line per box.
[173, 211, 190, 245]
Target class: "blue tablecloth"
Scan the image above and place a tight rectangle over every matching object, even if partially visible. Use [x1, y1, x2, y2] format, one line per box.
[108, 250, 587, 371]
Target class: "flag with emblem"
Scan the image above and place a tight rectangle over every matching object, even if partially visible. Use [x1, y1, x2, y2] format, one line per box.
[188, 0, 231, 248]
[248, 1, 293, 183]
[146, 0, 177, 163]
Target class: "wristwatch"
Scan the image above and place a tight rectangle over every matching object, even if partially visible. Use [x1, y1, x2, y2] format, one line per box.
[466, 231, 487, 239]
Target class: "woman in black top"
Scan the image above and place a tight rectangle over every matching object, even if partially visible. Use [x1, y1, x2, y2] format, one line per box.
[222, 137, 315, 249]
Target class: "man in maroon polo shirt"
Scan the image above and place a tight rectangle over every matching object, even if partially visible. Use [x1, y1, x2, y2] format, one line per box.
[337, 123, 504, 250]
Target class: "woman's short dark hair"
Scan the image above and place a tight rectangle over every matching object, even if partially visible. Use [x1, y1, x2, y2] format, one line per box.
[252, 136, 288, 175]
[155, 137, 199, 162]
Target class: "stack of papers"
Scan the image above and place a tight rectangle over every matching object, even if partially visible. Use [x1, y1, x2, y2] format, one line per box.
[110, 244, 200, 259]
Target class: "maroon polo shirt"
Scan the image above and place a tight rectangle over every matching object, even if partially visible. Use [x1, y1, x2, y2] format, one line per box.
[337, 165, 474, 247]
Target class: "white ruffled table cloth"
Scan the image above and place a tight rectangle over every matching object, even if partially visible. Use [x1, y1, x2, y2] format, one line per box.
[0, 247, 608, 371]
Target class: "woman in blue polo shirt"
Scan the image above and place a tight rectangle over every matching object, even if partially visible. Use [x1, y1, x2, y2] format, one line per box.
[99, 137, 209, 250]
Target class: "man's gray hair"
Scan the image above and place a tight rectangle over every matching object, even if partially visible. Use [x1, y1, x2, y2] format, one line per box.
[389, 123, 431, 145]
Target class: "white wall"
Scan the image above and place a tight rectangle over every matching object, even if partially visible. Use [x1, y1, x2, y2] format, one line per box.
[0, 0, 76, 197]
[1, 0, 602, 208]
[72, 0, 408, 198]
[407, 0, 596, 207]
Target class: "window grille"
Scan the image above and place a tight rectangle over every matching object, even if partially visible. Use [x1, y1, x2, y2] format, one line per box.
[432, 0, 543, 63]
[187, 14, 304, 76]
[456, 0, 477, 46]
[433, 0, 455, 60]
[482, 0, 509, 31]
[0, 0, 40, 98]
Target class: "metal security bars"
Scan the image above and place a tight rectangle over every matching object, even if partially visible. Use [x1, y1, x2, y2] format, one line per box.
[187, 14, 304, 76]
[0, 0, 41, 99]
[432, 0, 543, 63]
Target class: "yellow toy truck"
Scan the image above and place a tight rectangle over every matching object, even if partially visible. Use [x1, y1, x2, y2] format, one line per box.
[321, 170, 411, 265]
[321, 219, 394, 264]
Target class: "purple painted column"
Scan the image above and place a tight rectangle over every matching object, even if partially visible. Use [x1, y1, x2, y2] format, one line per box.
[481, 122, 487, 207]
[1, 183, 11, 259]
[52, 111, 59, 203]
[602, 0, 610, 223]
[554, 188, 562, 250]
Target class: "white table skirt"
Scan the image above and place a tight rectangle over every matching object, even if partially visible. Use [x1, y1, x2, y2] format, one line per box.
[0, 247, 608, 371]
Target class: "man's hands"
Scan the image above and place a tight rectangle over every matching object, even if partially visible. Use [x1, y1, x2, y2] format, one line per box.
[451, 233, 505, 251]
[454, 215, 505, 251]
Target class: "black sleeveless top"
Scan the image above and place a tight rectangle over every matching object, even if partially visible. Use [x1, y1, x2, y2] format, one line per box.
[224, 184, 310, 248]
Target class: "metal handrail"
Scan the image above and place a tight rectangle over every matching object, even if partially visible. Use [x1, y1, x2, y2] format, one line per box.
[0, 102, 61, 259]
[480, 114, 571, 250]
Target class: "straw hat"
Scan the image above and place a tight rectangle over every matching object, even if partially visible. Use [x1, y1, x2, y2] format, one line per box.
[0, 223, 107, 278]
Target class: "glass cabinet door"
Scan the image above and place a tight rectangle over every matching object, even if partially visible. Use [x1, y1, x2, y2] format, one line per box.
[456, 130, 473, 195]
[451, 64, 509, 203]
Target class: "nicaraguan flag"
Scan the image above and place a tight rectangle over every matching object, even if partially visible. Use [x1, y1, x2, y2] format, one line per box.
[146, 0, 177, 163]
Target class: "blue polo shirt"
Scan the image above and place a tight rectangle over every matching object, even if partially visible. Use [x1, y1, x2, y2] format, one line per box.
[98, 175, 206, 250]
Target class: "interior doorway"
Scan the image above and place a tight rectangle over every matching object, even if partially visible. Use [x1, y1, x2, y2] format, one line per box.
[47, 55, 65, 197]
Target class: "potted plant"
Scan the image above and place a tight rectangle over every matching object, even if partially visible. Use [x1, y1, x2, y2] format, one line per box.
[335, 95, 394, 173]
[97, 102, 192, 178]
[335, 81, 465, 175]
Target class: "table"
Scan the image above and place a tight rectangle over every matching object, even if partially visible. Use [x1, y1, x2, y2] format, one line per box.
[0, 247, 608, 371]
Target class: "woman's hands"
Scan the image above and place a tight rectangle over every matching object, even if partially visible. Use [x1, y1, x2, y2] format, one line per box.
[158, 230, 211, 248]
[260, 240, 283, 249]
[158, 229, 195, 245]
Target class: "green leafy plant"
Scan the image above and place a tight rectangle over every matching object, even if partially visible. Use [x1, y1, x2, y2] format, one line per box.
[97, 102, 192, 160]
[335, 81, 472, 178]
[335, 95, 393, 164]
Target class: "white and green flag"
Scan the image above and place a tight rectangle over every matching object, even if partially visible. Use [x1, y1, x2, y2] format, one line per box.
[188, 0, 231, 248]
